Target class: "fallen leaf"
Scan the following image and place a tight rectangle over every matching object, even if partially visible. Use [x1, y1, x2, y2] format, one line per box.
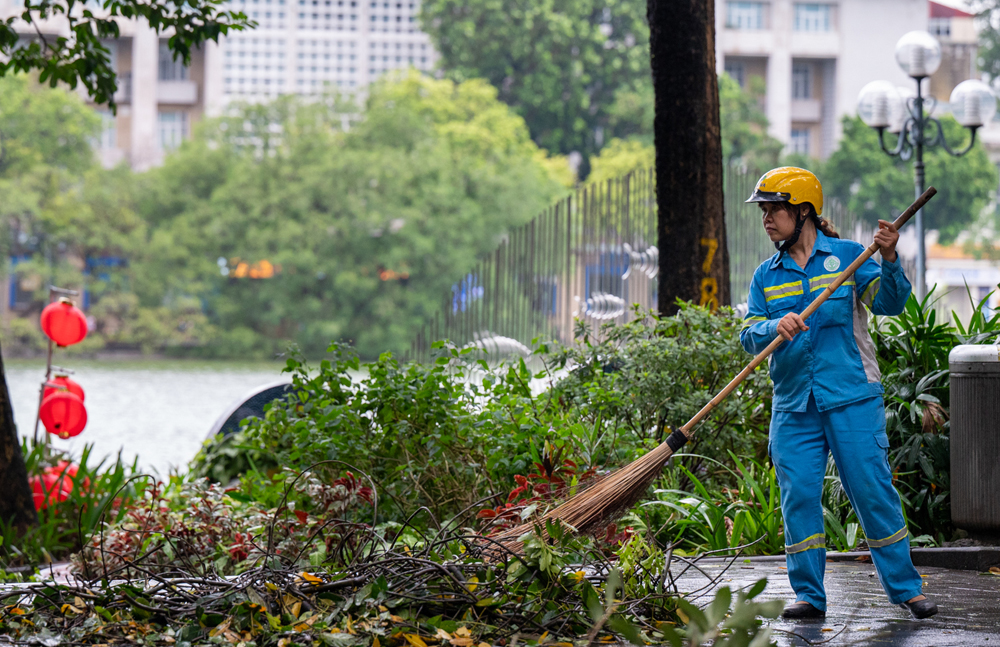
[450, 639, 473, 647]
[373, 638, 381, 647]
[454, 627, 472, 638]
[822, 628, 833, 632]
[538, 631, 549, 644]
[405, 634, 429, 647]
[298, 571, 323, 586]
[989, 567, 1000, 576]
[465, 576, 479, 593]
[390, 615, 405, 623]
[676, 608, 689, 624]
[435, 629, 453, 642]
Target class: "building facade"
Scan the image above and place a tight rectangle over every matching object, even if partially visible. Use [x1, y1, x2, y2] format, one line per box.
[0, 0, 222, 171]
[216, 0, 437, 103]
[715, 0, 929, 159]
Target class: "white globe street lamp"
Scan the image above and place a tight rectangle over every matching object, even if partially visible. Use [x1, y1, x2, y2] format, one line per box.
[857, 30, 994, 300]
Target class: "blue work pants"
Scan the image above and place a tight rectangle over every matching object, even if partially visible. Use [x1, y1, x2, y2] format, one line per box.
[769, 395, 923, 611]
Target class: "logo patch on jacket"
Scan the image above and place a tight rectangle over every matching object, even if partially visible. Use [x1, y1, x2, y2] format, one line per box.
[824, 256, 841, 272]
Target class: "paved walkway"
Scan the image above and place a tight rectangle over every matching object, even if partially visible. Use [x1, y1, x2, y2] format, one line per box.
[675, 558, 1000, 646]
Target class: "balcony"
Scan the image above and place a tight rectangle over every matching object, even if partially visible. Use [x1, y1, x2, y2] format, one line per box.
[791, 99, 822, 123]
[157, 80, 198, 105]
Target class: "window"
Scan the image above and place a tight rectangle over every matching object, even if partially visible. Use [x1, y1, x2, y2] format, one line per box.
[792, 63, 811, 99]
[790, 128, 810, 155]
[158, 41, 189, 80]
[158, 111, 188, 150]
[726, 2, 765, 30]
[95, 110, 116, 149]
[724, 60, 745, 87]
[794, 4, 831, 32]
[929, 17, 950, 38]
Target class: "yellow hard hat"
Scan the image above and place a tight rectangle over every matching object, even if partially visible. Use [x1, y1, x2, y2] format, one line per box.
[745, 166, 824, 215]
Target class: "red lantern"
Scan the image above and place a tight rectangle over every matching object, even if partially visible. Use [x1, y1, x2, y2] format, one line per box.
[39, 391, 88, 439]
[40, 298, 88, 347]
[29, 461, 88, 510]
[43, 375, 85, 402]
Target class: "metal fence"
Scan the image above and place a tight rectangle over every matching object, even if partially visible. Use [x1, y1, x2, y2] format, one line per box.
[404, 166, 897, 364]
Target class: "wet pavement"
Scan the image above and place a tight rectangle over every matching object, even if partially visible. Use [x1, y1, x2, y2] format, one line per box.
[675, 558, 1000, 646]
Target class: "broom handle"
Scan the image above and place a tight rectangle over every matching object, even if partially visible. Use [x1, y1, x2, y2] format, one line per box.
[678, 186, 937, 436]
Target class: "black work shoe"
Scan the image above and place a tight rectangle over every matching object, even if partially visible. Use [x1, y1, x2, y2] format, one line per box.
[782, 602, 826, 619]
[899, 597, 938, 619]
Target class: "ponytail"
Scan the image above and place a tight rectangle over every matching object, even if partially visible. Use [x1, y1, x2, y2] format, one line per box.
[813, 215, 840, 239]
[801, 203, 839, 239]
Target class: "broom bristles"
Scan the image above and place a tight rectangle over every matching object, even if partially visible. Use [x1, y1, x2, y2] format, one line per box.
[488, 440, 677, 555]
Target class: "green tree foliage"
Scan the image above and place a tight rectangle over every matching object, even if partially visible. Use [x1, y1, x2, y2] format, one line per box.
[822, 116, 997, 244]
[135, 72, 569, 358]
[970, 0, 1000, 83]
[0, 75, 146, 322]
[420, 0, 650, 163]
[590, 73, 781, 182]
[1, 0, 251, 108]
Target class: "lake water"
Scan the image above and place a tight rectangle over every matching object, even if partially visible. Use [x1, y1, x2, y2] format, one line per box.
[6, 358, 290, 476]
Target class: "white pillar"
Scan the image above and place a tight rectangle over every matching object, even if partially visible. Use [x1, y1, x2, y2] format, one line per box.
[766, 49, 792, 146]
[131, 21, 160, 171]
[203, 39, 225, 117]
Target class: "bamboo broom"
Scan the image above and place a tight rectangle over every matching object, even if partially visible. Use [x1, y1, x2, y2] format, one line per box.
[492, 187, 938, 553]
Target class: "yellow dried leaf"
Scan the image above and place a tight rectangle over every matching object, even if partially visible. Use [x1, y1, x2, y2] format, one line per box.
[373, 638, 381, 647]
[405, 633, 429, 647]
[676, 608, 689, 624]
[278, 639, 290, 647]
[552, 643, 575, 647]
[266, 582, 279, 592]
[477, 643, 490, 647]
[538, 631, 549, 644]
[289, 602, 302, 619]
[450, 639, 473, 647]
[435, 629, 453, 641]
[9, 607, 25, 615]
[379, 605, 389, 612]
[453, 627, 472, 637]
[390, 615, 405, 623]
[465, 576, 479, 593]
[298, 571, 323, 585]
[295, 623, 311, 632]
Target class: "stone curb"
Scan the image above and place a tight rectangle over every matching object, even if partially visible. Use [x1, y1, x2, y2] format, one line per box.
[706, 546, 1000, 572]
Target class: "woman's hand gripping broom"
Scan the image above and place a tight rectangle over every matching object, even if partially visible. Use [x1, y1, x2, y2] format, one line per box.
[490, 187, 938, 554]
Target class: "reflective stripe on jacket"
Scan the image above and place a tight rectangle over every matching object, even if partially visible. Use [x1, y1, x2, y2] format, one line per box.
[739, 230, 911, 413]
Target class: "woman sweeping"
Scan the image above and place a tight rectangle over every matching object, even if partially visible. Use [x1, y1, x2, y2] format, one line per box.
[739, 167, 937, 620]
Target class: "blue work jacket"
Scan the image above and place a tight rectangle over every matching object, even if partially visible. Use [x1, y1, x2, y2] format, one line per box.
[740, 230, 911, 413]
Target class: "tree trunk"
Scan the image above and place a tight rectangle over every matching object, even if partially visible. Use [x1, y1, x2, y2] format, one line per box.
[648, 0, 731, 316]
[0, 342, 38, 533]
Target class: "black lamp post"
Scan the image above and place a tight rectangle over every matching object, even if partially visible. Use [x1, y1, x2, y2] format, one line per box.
[857, 31, 996, 300]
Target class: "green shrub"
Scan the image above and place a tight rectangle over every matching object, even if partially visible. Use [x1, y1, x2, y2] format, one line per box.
[870, 289, 1000, 543]
[547, 303, 773, 486]
[0, 441, 143, 571]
